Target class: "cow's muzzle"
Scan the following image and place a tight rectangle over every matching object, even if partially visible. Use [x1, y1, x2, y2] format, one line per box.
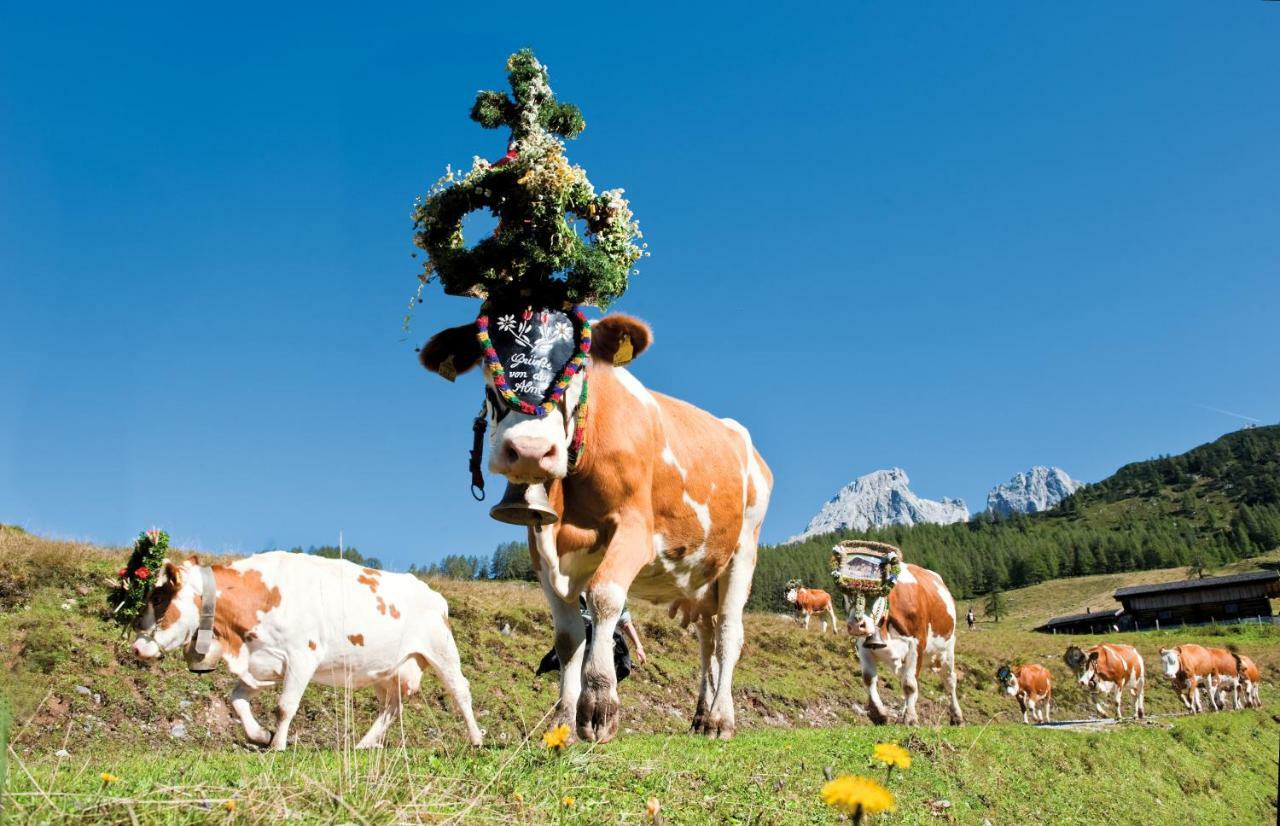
[494, 436, 562, 482]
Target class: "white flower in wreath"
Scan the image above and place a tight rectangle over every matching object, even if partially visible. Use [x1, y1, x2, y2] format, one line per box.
[551, 320, 573, 342]
[496, 315, 517, 333]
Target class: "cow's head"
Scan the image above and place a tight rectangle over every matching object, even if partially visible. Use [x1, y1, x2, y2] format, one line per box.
[996, 664, 1017, 695]
[845, 601, 879, 638]
[1076, 651, 1101, 688]
[131, 558, 204, 660]
[783, 579, 803, 605]
[1159, 648, 1180, 681]
[420, 313, 652, 484]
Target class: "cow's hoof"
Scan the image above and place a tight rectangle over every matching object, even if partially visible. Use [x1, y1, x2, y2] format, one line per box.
[949, 712, 965, 726]
[576, 687, 620, 743]
[867, 707, 889, 726]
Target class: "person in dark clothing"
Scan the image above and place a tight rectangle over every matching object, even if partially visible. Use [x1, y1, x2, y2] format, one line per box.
[536, 595, 646, 680]
[966, 607, 976, 630]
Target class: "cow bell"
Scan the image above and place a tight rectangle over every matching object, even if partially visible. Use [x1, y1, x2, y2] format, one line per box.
[489, 482, 559, 526]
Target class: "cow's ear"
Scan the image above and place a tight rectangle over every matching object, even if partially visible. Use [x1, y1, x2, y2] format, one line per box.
[186, 554, 200, 566]
[163, 561, 183, 588]
[419, 324, 483, 382]
[591, 314, 652, 366]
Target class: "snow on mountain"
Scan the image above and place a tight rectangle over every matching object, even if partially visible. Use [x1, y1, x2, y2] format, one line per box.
[985, 466, 1080, 517]
[788, 468, 969, 543]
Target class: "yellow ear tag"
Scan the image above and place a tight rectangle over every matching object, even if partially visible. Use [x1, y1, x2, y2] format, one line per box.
[438, 355, 458, 382]
[613, 334, 633, 366]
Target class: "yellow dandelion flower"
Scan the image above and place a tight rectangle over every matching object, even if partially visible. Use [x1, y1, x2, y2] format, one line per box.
[100, 772, 118, 784]
[542, 723, 571, 750]
[562, 795, 575, 807]
[820, 775, 895, 816]
[872, 742, 912, 770]
[513, 791, 524, 803]
[224, 800, 236, 812]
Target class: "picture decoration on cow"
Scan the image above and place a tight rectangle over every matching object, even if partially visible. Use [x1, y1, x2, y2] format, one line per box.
[408, 48, 645, 318]
[107, 528, 170, 623]
[831, 540, 903, 648]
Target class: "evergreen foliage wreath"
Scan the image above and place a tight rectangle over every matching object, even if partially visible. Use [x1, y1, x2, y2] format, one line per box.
[411, 49, 645, 308]
[107, 528, 169, 624]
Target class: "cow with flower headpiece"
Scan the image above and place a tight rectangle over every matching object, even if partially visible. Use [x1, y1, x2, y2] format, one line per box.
[411, 51, 772, 743]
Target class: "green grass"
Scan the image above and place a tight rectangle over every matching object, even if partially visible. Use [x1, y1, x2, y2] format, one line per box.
[4, 529, 1280, 823]
[5, 712, 1276, 824]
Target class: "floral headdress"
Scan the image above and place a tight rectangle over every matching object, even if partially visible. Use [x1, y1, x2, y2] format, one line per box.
[107, 528, 169, 623]
[408, 49, 645, 317]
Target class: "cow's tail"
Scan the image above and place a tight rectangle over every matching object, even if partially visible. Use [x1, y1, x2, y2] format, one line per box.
[1231, 651, 1245, 678]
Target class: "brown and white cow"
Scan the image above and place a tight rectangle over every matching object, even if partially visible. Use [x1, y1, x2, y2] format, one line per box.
[1234, 653, 1262, 708]
[1206, 646, 1243, 710]
[1064, 643, 1145, 720]
[784, 582, 838, 633]
[997, 663, 1053, 724]
[1159, 644, 1214, 713]
[131, 552, 483, 750]
[421, 314, 771, 742]
[843, 564, 964, 726]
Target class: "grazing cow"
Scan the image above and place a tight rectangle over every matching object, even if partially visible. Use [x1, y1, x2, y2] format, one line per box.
[1159, 644, 1214, 713]
[1206, 646, 1243, 711]
[997, 663, 1053, 724]
[784, 582, 838, 633]
[843, 564, 964, 726]
[1234, 653, 1262, 708]
[1064, 643, 1145, 720]
[131, 552, 483, 750]
[420, 314, 772, 742]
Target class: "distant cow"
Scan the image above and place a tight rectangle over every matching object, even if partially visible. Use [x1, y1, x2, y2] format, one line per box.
[131, 552, 483, 751]
[1064, 643, 1145, 720]
[421, 314, 772, 742]
[1234, 653, 1262, 708]
[784, 582, 838, 633]
[844, 564, 964, 726]
[1206, 646, 1243, 710]
[1159, 644, 1214, 713]
[997, 663, 1053, 724]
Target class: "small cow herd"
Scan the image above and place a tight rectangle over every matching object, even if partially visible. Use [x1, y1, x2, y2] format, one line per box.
[124, 313, 1264, 749]
[991, 642, 1264, 725]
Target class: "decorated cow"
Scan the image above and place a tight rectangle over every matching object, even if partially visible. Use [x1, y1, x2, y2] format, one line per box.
[996, 663, 1053, 724]
[831, 541, 963, 726]
[421, 313, 771, 742]
[128, 551, 483, 751]
[1064, 643, 1146, 720]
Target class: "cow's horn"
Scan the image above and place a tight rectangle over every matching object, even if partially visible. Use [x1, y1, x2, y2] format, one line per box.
[489, 482, 559, 527]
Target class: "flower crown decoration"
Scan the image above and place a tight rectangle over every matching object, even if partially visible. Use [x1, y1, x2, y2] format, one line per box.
[784, 579, 804, 592]
[409, 49, 645, 314]
[107, 528, 169, 623]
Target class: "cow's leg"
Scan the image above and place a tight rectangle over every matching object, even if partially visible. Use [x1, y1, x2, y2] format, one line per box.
[859, 647, 888, 725]
[1018, 695, 1028, 724]
[356, 680, 402, 750]
[1112, 684, 1125, 721]
[898, 646, 921, 726]
[538, 569, 586, 739]
[803, 612, 811, 631]
[825, 604, 838, 634]
[230, 680, 272, 747]
[941, 636, 963, 725]
[1206, 676, 1221, 711]
[704, 535, 758, 740]
[269, 656, 317, 751]
[691, 614, 718, 732]
[578, 527, 650, 743]
[420, 628, 484, 746]
[1134, 677, 1146, 720]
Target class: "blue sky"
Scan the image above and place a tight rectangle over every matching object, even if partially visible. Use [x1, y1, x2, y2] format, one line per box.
[3, 4, 1277, 568]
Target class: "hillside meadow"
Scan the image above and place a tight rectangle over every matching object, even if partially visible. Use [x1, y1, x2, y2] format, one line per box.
[2, 526, 1278, 823]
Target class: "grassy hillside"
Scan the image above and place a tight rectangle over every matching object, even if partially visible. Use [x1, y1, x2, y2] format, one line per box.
[3, 527, 1279, 823]
[753, 425, 1280, 612]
